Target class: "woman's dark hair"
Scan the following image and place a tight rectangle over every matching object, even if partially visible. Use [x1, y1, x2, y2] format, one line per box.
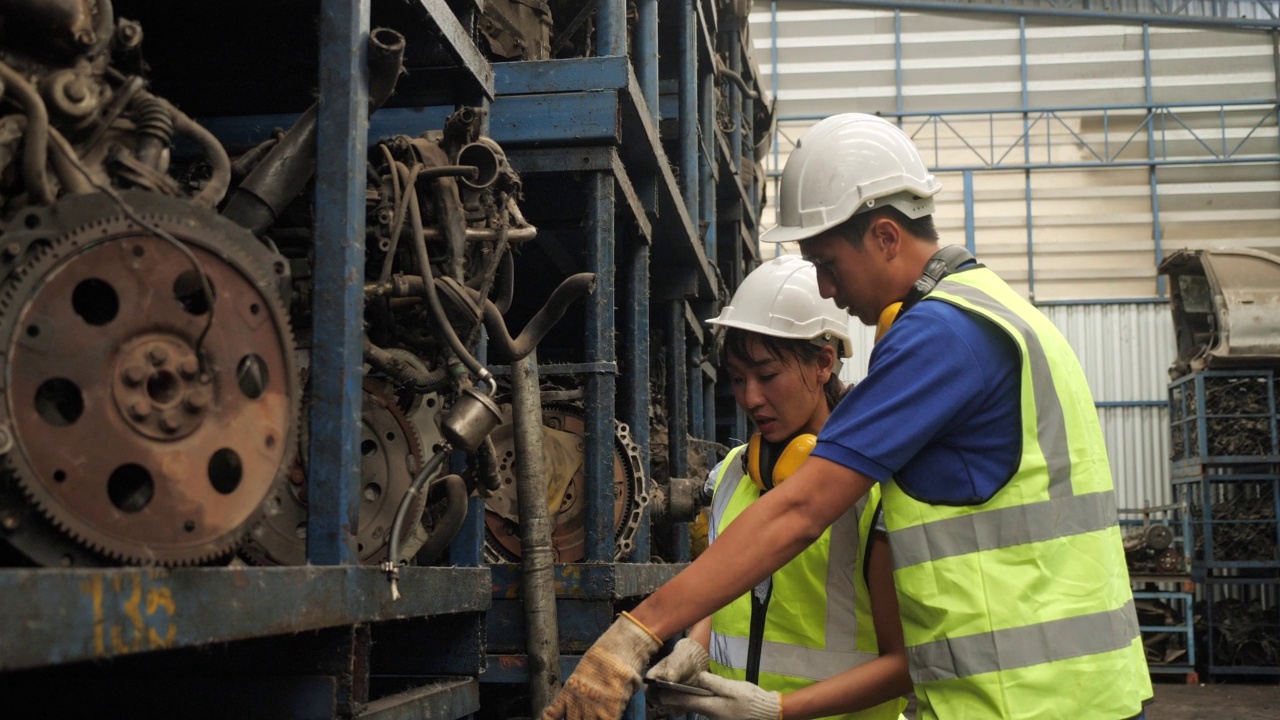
[724, 327, 849, 411]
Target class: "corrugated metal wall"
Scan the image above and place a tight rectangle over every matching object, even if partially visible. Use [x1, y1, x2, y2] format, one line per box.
[753, 3, 1280, 300]
[839, 302, 1177, 509]
[758, 3, 1276, 511]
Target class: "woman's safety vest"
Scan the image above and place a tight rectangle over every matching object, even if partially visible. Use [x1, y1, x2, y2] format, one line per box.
[881, 266, 1152, 720]
[708, 445, 906, 720]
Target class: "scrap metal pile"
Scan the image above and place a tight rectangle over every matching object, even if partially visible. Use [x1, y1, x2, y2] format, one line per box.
[0, 0, 588, 569]
[1201, 595, 1280, 668]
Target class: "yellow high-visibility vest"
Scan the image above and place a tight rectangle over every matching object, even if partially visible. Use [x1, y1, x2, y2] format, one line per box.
[708, 445, 906, 720]
[882, 266, 1152, 719]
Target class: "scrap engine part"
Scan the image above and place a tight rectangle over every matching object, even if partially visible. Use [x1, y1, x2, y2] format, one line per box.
[483, 403, 647, 563]
[0, 191, 299, 566]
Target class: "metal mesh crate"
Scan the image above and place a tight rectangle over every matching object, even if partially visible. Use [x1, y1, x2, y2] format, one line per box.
[1175, 472, 1280, 572]
[1198, 579, 1280, 677]
[1170, 370, 1280, 467]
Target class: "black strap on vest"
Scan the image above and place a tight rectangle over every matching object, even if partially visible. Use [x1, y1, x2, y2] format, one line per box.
[898, 245, 977, 315]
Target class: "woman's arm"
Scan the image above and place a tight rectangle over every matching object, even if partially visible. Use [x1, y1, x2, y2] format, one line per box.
[690, 616, 712, 649]
[778, 531, 913, 720]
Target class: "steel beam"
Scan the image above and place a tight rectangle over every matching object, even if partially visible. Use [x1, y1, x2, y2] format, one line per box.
[0, 566, 490, 671]
[803, 0, 1280, 29]
[584, 173, 617, 563]
[309, 0, 370, 566]
[412, 0, 494, 99]
[489, 563, 687, 600]
[506, 147, 651, 241]
[357, 678, 481, 719]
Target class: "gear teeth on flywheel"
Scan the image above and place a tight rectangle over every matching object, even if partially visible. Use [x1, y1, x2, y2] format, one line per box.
[0, 192, 301, 566]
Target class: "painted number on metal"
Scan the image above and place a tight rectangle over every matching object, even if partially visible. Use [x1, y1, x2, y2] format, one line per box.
[81, 571, 177, 656]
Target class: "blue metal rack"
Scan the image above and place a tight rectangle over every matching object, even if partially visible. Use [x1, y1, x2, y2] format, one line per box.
[1133, 589, 1198, 681]
[0, 1, 499, 717]
[1169, 369, 1280, 472]
[0, 1, 764, 716]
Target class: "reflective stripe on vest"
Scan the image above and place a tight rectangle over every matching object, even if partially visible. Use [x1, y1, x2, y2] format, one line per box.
[708, 446, 904, 720]
[882, 267, 1150, 720]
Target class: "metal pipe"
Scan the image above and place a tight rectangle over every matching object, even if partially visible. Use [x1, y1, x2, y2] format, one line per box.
[0, 60, 55, 204]
[512, 349, 562, 714]
[224, 27, 405, 235]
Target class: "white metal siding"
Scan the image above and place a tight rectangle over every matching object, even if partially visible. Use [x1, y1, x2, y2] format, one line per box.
[752, 4, 1280, 299]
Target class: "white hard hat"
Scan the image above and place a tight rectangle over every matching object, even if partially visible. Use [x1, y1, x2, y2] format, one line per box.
[707, 255, 853, 358]
[761, 113, 942, 245]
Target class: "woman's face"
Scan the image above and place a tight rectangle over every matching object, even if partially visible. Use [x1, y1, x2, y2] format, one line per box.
[727, 335, 833, 443]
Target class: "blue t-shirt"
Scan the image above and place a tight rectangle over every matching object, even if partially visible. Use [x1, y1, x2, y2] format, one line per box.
[813, 297, 1022, 505]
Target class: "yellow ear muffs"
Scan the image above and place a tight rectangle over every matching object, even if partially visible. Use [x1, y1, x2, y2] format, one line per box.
[875, 302, 903, 343]
[747, 432, 817, 491]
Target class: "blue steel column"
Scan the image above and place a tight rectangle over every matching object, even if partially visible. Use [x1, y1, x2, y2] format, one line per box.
[622, 236, 651, 562]
[308, 0, 370, 566]
[598, 0, 626, 57]
[585, 172, 617, 563]
[963, 170, 976, 253]
[894, 10, 904, 121]
[1143, 23, 1167, 297]
[688, 315, 704, 457]
[728, 22, 744, 179]
[666, 302, 691, 562]
[1019, 15, 1036, 301]
[680, 1, 700, 220]
[770, 0, 781, 218]
[637, 0, 659, 115]
[700, 69, 718, 261]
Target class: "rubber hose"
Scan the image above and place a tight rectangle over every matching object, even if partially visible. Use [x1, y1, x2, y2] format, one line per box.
[363, 340, 450, 393]
[412, 474, 468, 566]
[458, 273, 597, 362]
[386, 447, 450, 569]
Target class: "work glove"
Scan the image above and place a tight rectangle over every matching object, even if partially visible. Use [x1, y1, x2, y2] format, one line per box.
[646, 638, 710, 684]
[650, 671, 782, 720]
[542, 612, 662, 720]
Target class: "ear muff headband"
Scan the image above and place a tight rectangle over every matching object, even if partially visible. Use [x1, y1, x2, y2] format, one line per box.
[747, 433, 817, 491]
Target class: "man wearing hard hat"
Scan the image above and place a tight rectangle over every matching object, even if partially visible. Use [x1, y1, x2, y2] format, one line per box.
[544, 114, 1152, 720]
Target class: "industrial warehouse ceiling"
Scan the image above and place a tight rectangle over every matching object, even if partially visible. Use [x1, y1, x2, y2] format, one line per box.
[752, 1, 1280, 301]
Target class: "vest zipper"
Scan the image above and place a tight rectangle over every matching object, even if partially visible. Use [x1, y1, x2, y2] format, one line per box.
[745, 579, 772, 685]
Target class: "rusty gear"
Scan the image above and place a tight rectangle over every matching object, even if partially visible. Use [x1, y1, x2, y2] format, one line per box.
[0, 191, 299, 565]
[484, 403, 647, 563]
[242, 380, 434, 565]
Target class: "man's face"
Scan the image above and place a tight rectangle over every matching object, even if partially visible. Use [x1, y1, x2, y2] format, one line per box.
[800, 228, 885, 327]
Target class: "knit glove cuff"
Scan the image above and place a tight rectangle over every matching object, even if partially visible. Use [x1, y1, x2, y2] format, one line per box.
[745, 689, 783, 720]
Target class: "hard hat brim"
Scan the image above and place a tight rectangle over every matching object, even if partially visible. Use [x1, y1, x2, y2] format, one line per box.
[759, 220, 834, 245]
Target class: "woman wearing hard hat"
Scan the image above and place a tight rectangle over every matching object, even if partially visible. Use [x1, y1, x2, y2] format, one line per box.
[644, 255, 910, 720]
